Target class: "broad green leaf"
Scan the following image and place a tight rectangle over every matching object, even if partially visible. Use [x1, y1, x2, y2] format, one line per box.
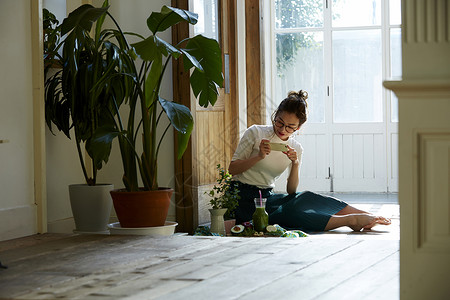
[86, 126, 122, 166]
[131, 36, 160, 61]
[179, 49, 202, 70]
[183, 35, 223, 107]
[61, 4, 108, 35]
[147, 6, 198, 34]
[176, 122, 193, 159]
[184, 35, 223, 84]
[132, 35, 181, 61]
[154, 36, 181, 59]
[190, 69, 220, 107]
[159, 97, 193, 134]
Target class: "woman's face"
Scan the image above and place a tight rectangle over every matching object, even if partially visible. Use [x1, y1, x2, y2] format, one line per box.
[273, 111, 300, 141]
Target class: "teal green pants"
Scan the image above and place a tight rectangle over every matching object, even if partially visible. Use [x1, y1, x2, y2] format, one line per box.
[231, 181, 347, 232]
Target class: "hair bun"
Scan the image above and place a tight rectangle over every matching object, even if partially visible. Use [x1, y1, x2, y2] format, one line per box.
[288, 90, 308, 101]
[273, 89, 309, 127]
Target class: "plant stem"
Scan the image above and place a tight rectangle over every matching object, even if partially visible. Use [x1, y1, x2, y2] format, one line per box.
[111, 95, 124, 131]
[155, 123, 171, 162]
[75, 135, 90, 185]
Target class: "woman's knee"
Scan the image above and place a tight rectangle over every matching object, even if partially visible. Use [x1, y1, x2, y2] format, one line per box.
[300, 191, 316, 197]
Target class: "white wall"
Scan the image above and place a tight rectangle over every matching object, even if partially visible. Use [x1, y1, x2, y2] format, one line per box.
[0, 0, 37, 241]
[44, 0, 176, 232]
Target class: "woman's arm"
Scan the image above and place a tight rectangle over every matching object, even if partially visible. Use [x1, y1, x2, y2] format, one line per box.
[286, 160, 300, 194]
[228, 156, 263, 176]
[228, 139, 271, 176]
[285, 145, 300, 194]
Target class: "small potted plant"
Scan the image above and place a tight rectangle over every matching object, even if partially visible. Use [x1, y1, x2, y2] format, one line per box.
[207, 165, 240, 235]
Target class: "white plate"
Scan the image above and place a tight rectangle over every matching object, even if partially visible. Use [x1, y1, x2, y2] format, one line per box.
[108, 221, 178, 236]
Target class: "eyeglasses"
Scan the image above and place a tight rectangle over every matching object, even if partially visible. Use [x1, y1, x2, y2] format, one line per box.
[273, 118, 298, 133]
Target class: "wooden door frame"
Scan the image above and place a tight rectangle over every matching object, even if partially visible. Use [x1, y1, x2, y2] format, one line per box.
[172, 0, 193, 233]
[172, 0, 246, 233]
[245, 0, 264, 127]
[32, 0, 47, 234]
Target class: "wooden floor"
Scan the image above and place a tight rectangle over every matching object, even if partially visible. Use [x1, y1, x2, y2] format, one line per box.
[0, 204, 399, 300]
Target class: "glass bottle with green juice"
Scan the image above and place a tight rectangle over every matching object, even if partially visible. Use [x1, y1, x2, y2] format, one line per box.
[253, 198, 269, 232]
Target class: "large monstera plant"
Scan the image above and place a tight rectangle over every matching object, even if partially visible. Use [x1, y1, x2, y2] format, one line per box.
[81, 3, 223, 192]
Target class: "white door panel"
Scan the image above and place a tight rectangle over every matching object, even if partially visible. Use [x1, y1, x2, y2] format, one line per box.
[291, 131, 388, 192]
[334, 133, 386, 188]
[0, 0, 37, 241]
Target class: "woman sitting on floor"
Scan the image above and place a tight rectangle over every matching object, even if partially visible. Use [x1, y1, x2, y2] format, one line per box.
[229, 90, 391, 232]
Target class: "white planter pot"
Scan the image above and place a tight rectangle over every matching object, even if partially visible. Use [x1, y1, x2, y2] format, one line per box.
[69, 184, 113, 233]
[209, 208, 227, 235]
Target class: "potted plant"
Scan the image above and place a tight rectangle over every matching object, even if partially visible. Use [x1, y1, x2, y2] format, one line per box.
[206, 165, 240, 235]
[79, 3, 224, 228]
[43, 2, 128, 233]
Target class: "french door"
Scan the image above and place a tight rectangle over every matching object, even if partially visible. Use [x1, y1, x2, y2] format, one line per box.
[265, 0, 401, 193]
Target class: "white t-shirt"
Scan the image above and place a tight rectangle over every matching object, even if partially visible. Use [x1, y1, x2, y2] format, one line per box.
[231, 125, 303, 189]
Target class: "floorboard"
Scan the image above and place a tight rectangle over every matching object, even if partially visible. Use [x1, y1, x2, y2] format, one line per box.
[0, 202, 399, 300]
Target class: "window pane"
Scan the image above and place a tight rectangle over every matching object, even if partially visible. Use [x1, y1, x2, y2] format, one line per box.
[390, 28, 402, 78]
[390, 28, 402, 122]
[389, 0, 402, 25]
[332, 0, 381, 27]
[333, 30, 382, 123]
[274, 32, 324, 123]
[275, 0, 323, 29]
[192, 0, 219, 41]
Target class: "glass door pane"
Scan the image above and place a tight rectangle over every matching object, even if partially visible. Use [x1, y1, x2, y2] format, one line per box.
[390, 28, 402, 122]
[333, 29, 382, 123]
[191, 0, 219, 41]
[332, 0, 381, 27]
[389, 0, 402, 25]
[275, 0, 323, 29]
[275, 32, 325, 123]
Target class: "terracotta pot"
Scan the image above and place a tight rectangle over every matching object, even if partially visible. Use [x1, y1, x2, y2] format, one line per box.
[110, 188, 173, 228]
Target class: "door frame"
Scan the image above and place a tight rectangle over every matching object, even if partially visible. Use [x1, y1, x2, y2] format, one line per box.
[32, 0, 47, 234]
[172, 0, 241, 233]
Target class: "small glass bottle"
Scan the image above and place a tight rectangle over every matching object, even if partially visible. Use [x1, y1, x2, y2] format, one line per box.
[253, 198, 269, 232]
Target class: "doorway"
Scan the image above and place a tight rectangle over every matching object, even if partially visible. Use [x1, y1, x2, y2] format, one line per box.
[171, 0, 239, 228]
[263, 0, 401, 193]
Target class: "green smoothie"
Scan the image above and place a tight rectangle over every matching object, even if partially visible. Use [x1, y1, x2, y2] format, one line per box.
[253, 199, 269, 232]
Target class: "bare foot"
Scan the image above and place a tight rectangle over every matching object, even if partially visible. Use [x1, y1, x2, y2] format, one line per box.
[349, 214, 390, 231]
[362, 216, 391, 231]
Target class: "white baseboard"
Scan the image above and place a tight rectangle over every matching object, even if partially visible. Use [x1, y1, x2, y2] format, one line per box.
[47, 215, 123, 233]
[46, 214, 175, 233]
[0, 205, 37, 241]
[47, 217, 76, 234]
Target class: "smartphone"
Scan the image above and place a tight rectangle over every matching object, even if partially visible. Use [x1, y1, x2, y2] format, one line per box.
[269, 142, 288, 151]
